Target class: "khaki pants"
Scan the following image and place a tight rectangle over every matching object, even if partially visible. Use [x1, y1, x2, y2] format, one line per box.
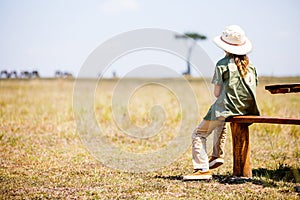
[192, 120, 227, 169]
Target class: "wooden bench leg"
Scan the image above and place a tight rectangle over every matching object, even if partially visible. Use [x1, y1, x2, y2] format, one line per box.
[230, 122, 252, 178]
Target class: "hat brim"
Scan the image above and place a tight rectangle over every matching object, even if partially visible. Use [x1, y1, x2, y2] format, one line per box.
[213, 35, 253, 55]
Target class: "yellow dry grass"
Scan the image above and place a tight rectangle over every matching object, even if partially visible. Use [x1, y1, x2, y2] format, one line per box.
[0, 77, 299, 199]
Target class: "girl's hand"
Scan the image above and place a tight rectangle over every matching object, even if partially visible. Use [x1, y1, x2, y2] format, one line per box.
[214, 84, 221, 97]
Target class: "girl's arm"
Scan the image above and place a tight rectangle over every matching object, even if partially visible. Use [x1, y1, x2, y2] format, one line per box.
[214, 84, 221, 97]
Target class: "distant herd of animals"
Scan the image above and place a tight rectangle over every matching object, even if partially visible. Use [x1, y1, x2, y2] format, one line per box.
[0, 70, 73, 79]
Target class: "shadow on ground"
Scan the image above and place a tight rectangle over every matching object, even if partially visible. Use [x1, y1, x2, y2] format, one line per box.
[252, 166, 300, 183]
[154, 166, 300, 186]
[154, 175, 183, 181]
[154, 174, 265, 186]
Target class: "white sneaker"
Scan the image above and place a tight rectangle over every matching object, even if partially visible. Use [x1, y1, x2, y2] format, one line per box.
[209, 157, 224, 169]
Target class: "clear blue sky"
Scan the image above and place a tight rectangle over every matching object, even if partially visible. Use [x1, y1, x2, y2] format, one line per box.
[0, 0, 299, 77]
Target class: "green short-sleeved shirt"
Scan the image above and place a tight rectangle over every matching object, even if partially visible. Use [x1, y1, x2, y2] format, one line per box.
[204, 55, 260, 120]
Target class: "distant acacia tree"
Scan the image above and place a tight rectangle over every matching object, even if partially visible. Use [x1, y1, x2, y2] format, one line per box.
[175, 32, 207, 76]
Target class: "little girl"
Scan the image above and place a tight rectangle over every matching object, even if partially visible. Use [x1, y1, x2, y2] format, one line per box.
[183, 25, 260, 180]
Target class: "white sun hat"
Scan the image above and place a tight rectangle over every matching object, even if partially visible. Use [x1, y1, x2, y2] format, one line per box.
[213, 25, 252, 55]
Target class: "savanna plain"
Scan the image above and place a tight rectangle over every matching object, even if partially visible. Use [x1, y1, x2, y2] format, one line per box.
[0, 77, 299, 199]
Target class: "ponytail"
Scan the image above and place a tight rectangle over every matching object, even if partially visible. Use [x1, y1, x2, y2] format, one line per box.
[229, 54, 249, 78]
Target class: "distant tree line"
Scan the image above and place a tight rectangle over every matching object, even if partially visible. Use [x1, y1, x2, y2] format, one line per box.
[0, 70, 40, 79]
[0, 70, 73, 79]
[54, 70, 73, 79]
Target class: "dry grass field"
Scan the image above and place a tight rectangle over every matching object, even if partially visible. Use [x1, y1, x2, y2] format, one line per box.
[0, 77, 299, 199]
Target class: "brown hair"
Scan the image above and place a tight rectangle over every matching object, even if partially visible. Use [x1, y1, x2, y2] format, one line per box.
[228, 53, 249, 78]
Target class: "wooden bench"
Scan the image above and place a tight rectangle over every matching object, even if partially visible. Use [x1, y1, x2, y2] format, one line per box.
[265, 83, 300, 94]
[225, 115, 300, 178]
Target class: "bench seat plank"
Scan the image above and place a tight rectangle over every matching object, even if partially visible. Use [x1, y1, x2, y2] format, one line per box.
[226, 116, 300, 125]
[265, 83, 300, 94]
